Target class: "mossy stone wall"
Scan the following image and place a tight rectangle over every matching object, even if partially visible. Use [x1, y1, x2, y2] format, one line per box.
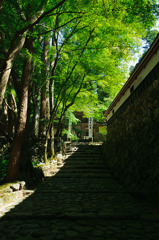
[103, 78, 159, 198]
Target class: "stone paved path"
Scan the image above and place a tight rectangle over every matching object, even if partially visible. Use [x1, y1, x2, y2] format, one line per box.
[0, 143, 159, 240]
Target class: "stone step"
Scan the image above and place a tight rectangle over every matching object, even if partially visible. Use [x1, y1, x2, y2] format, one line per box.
[57, 165, 108, 170]
[66, 155, 103, 158]
[6, 192, 148, 219]
[1, 144, 159, 240]
[53, 173, 112, 178]
[62, 166, 106, 170]
[64, 159, 104, 163]
[65, 162, 104, 165]
[56, 169, 110, 174]
[66, 157, 102, 160]
[65, 158, 103, 162]
[65, 162, 104, 166]
[63, 161, 104, 164]
[1, 217, 159, 240]
[69, 152, 103, 155]
[66, 151, 102, 155]
[68, 154, 103, 156]
[58, 165, 109, 169]
[64, 157, 104, 161]
[59, 165, 106, 169]
[61, 166, 108, 170]
[40, 178, 125, 192]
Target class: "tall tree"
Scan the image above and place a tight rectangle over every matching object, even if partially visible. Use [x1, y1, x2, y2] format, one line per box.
[0, 0, 67, 109]
[5, 33, 34, 181]
[1, 0, 158, 183]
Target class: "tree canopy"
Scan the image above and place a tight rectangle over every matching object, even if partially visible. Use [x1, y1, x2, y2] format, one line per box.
[0, 0, 158, 182]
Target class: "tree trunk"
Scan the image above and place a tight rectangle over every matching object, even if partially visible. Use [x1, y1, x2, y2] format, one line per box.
[49, 76, 55, 158]
[56, 114, 65, 138]
[39, 88, 46, 137]
[5, 34, 33, 182]
[18, 90, 44, 186]
[0, 0, 68, 110]
[44, 36, 50, 121]
[31, 80, 40, 138]
[67, 114, 72, 142]
[32, 96, 40, 138]
[44, 131, 49, 164]
[8, 93, 17, 138]
[43, 34, 55, 161]
[0, 0, 4, 14]
[39, 35, 51, 137]
[0, 32, 27, 110]
[3, 98, 8, 124]
[18, 94, 33, 182]
[50, 124, 55, 158]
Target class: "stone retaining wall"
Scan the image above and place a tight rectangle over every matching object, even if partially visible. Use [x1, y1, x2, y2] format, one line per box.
[103, 72, 159, 199]
[0, 182, 25, 216]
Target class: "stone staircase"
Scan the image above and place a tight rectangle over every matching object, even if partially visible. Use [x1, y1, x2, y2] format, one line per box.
[0, 143, 159, 240]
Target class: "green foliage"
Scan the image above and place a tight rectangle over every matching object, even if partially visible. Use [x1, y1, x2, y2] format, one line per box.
[7, 85, 17, 98]
[144, 28, 159, 47]
[0, 0, 158, 183]
[65, 110, 80, 124]
[62, 129, 79, 141]
[0, 0, 158, 140]
[0, 158, 8, 179]
[0, 145, 10, 181]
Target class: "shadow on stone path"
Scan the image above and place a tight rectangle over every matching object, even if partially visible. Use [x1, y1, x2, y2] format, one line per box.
[0, 143, 159, 240]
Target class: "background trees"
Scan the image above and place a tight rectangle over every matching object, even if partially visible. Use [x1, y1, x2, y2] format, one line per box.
[0, 0, 158, 183]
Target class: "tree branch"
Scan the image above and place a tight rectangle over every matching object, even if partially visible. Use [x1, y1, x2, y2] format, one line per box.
[47, 11, 85, 18]
[0, 0, 4, 14]
[4, 98, 17, 115]
[65, 74, 85, 110]
[59, 19, 82, 51]
[66, 28, 95, 81]
[10, 0, 68, 47]
[37, 16, 83, 36]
